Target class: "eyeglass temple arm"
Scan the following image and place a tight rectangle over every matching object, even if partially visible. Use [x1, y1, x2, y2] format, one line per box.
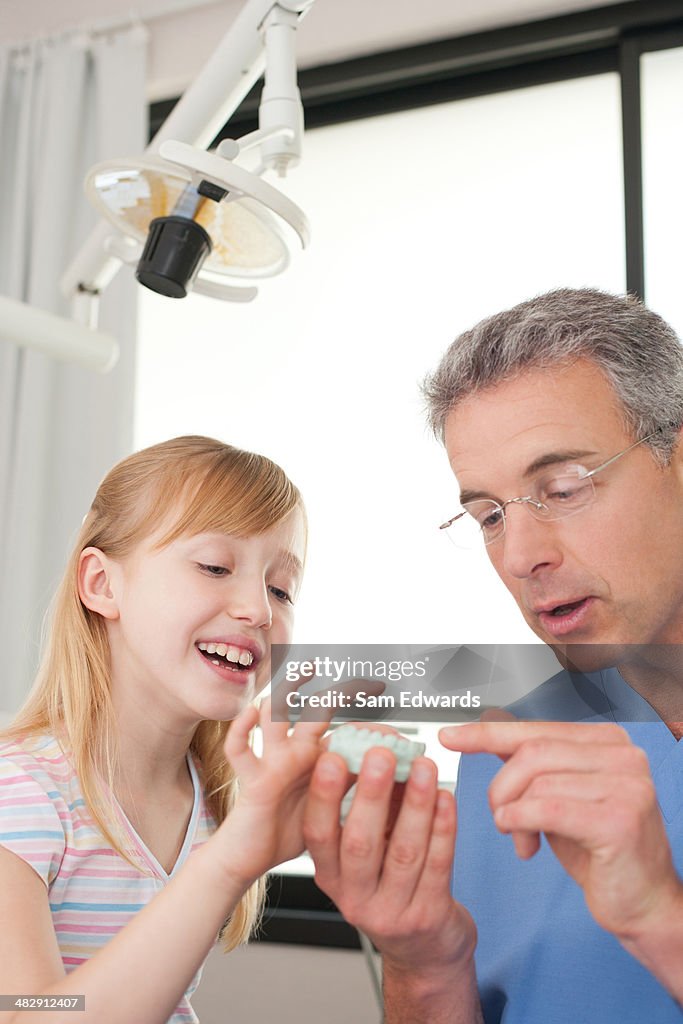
[439, 511, 467, 530]
[580, 429, 662, 480]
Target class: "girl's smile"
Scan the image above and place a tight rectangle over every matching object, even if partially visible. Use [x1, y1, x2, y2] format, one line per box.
[195, 635, 261, 685]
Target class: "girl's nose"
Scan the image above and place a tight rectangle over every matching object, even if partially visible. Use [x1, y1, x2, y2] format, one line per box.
[226, 581, 273, 629]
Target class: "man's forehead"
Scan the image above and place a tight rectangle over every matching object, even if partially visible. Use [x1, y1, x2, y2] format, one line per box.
[444, 359, 628, 482]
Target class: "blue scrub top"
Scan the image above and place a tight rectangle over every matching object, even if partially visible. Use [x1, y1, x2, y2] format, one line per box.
[453, 667, 683, 1023]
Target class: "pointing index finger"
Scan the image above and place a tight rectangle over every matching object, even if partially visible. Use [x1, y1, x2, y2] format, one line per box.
[439, 720, 629, 756]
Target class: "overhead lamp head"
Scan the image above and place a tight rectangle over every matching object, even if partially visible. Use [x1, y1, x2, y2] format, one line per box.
[84, 145, 309, 301]
[136, 215, 212, 298]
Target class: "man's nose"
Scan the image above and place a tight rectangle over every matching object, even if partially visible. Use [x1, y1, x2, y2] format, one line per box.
[500, 502, 563, 579]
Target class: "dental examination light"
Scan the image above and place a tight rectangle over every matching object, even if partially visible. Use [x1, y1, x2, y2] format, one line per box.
[62, 0, 315, 322]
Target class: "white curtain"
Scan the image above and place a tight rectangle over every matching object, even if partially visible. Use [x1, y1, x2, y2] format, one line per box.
[0, 29, 147, 711]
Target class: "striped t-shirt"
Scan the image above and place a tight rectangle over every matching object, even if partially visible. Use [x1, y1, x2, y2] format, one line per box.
[0, 732, 217, 1023]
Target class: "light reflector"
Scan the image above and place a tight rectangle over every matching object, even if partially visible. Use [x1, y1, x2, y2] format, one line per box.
[85, 157, 291, 281]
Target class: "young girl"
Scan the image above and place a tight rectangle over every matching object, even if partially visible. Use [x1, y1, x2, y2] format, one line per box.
[0, 435, 327, 1024]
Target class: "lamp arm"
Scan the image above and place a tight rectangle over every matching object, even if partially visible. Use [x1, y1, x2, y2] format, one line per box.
[0, 295, 119, 373]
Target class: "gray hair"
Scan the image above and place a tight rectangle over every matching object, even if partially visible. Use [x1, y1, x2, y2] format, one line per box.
[422, 287, 683, 464]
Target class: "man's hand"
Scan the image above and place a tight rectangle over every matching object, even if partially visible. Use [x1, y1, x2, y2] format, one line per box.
[303, 745, 482, 1023]
[440, 719, 683, 1003]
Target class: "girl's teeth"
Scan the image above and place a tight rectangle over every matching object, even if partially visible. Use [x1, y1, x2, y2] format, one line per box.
[197, 642, 254, 666]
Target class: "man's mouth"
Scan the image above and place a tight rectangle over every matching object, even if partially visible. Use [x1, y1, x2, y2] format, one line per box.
[535, 597, 594, 636]
[546, 600, 586, 617]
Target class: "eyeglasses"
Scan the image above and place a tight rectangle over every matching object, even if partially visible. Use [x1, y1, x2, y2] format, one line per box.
[439, 430, 661, 549]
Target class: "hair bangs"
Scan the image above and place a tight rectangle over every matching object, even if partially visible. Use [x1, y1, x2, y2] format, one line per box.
[157, 449, 301, 547]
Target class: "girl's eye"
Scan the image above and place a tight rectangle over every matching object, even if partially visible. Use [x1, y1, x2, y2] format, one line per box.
[198, 563, 230, 577]
[269, 585, 294, 605]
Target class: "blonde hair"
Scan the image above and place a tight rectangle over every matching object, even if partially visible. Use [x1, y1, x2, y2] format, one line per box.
[0, 436, 305, 951]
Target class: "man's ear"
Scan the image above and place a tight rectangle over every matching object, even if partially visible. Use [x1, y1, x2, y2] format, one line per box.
[78, 547, 120, 620]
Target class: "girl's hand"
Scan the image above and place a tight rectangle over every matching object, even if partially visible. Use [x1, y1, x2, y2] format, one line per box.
[212, 697, 329, 888]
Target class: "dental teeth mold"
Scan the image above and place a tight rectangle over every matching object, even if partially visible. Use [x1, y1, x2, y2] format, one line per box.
[328, 725, 426, 782]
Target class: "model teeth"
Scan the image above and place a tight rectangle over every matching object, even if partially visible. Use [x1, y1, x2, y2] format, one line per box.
[198, 642, 254, 666]
[329, 725, 426, 782]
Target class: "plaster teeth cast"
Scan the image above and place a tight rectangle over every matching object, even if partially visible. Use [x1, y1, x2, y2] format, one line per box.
[329, 725, 426, 781]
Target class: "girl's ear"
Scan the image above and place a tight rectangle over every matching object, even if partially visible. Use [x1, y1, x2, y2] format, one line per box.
[78, 547, 121, 620]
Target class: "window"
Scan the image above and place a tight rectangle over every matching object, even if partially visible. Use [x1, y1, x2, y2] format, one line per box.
[642, 45, 683, 335]
[136, 72, 624, 646]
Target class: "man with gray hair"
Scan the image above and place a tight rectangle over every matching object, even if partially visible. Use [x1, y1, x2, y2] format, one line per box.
[304, 288, 683, 1023]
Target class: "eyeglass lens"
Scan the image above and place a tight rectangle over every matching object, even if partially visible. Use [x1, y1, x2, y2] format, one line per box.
[445, 466, 595, 548]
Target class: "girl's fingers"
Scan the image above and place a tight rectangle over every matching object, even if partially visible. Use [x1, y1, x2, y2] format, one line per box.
[270, 668, 317, 720]
[296, 698, 337, 727]
[294, 679, 384, 726]
[257, 696, 290, 746]
[224, 704, 260, 778]
[291, 718, 332, 745]
[260, 694, 329, 748]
